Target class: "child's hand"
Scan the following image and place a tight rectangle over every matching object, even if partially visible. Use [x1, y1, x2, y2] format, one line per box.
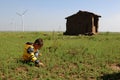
[39, 62, 45, 67]
[39, 53, 42, 56]
[35, 62, 45, 67]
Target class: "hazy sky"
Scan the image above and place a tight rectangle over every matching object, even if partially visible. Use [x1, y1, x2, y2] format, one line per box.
[0, 0, 120, 32]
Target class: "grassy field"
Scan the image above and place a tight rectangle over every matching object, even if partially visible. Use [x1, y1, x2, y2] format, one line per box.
[0, 32, 120, 80]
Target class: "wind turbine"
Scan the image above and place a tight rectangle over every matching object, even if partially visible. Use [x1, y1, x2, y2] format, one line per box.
[16, 10, 27, 32]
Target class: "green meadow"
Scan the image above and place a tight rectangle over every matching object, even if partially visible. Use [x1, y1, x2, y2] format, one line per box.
[0, 32, 120, 80]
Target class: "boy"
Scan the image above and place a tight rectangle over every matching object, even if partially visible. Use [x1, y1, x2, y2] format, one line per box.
[22, 38, 44, 67]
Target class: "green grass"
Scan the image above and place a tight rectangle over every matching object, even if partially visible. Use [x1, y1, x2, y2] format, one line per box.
[0, 32, 120, 80]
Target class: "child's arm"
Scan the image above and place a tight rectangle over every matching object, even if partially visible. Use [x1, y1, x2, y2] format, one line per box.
[27, 47, 39, 63]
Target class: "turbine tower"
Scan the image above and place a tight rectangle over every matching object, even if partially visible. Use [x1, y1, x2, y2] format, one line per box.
[16, 10, 27, 32]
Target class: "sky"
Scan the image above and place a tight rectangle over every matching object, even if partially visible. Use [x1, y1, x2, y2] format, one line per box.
[0, 0, 120, 32]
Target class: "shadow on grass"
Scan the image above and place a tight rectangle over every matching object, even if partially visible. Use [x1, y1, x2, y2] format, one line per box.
[18, 59, 34, 66]
[97, 72, 120, 80]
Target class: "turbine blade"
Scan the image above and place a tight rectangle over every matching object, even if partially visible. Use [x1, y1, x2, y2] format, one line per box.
[16, 12, 22, 16]
[22, 10, 28, 15]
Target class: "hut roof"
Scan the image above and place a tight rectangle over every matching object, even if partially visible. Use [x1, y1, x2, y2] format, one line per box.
[65, 10, 101, 19]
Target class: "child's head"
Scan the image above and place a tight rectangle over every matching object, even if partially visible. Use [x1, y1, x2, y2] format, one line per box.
[33, 38, 43, 49]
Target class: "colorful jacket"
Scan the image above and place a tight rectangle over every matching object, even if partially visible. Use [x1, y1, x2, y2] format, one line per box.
[22, 42, 39, 62]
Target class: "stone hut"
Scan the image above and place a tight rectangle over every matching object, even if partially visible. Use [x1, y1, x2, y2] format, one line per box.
[64, 10, 101, 35]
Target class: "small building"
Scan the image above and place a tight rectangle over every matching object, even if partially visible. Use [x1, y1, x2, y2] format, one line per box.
[64, 10, 101, 35]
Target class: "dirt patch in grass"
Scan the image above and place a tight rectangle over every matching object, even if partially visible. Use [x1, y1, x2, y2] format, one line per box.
[1, 73, 5, 79]
[16, 66, 28, 73]
[109, 63, 120, 71]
